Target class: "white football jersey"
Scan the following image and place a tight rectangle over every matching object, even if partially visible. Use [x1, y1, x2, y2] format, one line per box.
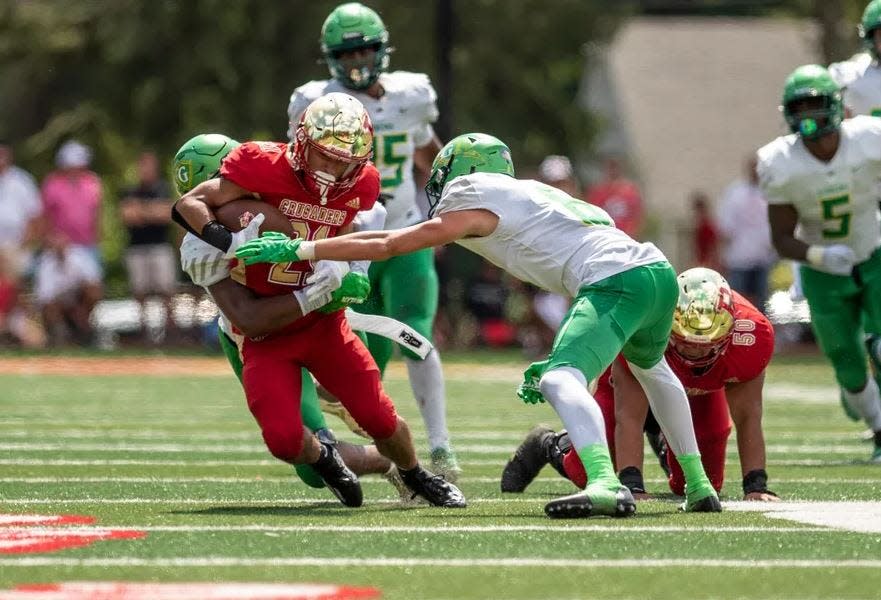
[435, 173, 666, 297]
[829, 53, 881, 116]
[757, 115, 881, 263]
[179, 233, 237, 341]
[288, 71, 439, 230]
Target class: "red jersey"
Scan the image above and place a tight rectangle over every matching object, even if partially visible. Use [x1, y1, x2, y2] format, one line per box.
[665, 292, 774, 395]
[220, 141, 379, 298]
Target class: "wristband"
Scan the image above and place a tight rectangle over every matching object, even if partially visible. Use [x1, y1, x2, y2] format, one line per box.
[297, 241, 316, 260]
[618, 466, 646, 495]
[805, 245, 825, 268]
[293, 288, 331, 315]
[201, 220, 233, 253]
[742, 468, 776, 496]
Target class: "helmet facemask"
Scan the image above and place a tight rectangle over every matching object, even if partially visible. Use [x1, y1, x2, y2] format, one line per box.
[784, 95, 842, 141]
[327, 42, 391, 90]
[669, 268, 736, 369]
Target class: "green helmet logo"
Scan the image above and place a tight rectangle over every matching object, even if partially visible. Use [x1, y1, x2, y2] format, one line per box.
[781, 65, 843, 141]
[172, 134, 240, 196]
[321, 3, 390, 90]
[861, 0, 881, 60]
[425, 133, 515, 216]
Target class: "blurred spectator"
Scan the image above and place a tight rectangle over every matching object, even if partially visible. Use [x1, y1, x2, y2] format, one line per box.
[585, 157, 644, 239]
[35, 233, 103, 347]
[465, 262, 517, 347]
[691, 190, 721, 270]
[119, 151, 177, 341]
[0, 247, 45, 349]
[41, 140, 102, 272]
[0, 141, 42, 275]
[538, 155, 581, 197]
[717, 155, 775, 311]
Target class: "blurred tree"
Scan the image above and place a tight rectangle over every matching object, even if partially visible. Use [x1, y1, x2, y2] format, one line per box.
[0, 0, 626, 295]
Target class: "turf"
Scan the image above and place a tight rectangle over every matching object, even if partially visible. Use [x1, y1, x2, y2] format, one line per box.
[1, 354, 879, 599]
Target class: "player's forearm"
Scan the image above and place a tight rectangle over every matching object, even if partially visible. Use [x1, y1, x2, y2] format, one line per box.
[210, 280, 304, 338]
[734, 414, 767, 475]
[770, 233, 810, 262]
[175, 196, 217, 235]
[312, 231, 399, 262]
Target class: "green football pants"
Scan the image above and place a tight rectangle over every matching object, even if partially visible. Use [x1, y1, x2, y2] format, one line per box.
[353, 247, 439, 371]
[800, 246, 881, 392]
[546, 261, 679, 382]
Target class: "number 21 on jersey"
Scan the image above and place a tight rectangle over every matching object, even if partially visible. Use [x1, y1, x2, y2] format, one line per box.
[267, 221, 330, 286]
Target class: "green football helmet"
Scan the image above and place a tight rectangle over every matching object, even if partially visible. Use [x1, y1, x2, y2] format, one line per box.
[321, 3, 390, 90]
[781, 65, 843, 141]
[172, 133, 240, 196]
[860, 0, 881, 60]
[425, 133, 515, 216]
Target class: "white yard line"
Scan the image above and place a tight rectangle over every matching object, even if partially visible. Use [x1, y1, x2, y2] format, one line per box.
[0, 476, 876, 485]
[0, 524, 830, 534]
[1, 557, 878, 568]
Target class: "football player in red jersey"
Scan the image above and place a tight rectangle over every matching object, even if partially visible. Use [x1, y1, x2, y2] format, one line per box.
[503, 267, 779, 501]
[174, 92, 465, 509]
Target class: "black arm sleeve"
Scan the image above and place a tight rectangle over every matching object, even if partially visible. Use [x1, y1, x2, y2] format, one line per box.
[171, 203, 232, 253]
[171, 202, 198, 235]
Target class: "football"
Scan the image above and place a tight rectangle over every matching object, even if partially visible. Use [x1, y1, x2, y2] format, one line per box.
[213, 198, 294, 236]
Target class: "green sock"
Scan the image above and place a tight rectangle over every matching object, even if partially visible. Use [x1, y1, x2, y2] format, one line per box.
[677, 453, 713, 493]
[577, 444, 619, 489]
[299, 369, 327, 431]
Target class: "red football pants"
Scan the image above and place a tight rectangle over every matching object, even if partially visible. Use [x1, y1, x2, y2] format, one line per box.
[560, 369, 732, 494]
[241, 311, 398, 462]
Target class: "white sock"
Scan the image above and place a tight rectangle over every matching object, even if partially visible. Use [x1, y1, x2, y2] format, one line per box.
[627, 357, 699, 456]
[405, 350, 450, 450]
[843, 379, 881, 431]
[539, 366, 607, 449]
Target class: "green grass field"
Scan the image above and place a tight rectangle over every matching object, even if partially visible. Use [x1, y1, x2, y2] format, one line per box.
[1, 352, 879, 599]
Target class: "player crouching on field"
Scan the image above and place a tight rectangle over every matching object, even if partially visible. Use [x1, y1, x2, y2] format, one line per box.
[502, 268, 780, 502]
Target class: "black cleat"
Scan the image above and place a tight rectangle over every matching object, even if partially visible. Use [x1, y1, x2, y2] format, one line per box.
[500, 426, 556, 493]
[400, 466, 467, 507]
[682, 492, 723, 513]
[544, 484, 637, 519]
[311, 441, 363, 508]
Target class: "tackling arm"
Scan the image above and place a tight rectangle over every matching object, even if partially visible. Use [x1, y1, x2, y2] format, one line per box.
[309, 209, 497, 262]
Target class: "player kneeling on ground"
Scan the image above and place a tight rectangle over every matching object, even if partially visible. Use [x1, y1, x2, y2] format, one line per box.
[234, 132, 721, 518]
[502, 268, 779, 502]
[173, 94, 465, 508]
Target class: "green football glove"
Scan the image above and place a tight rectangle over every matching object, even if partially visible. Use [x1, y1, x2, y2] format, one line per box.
[517, 360, 550, 404]
[235, 231, 303, 265]
[319, 272, 371, 313]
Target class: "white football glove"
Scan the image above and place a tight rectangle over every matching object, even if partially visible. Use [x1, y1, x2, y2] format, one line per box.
[806, 244, 856, 276]
[303, 260, 350, 304]
[223, 213, 265, 259]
